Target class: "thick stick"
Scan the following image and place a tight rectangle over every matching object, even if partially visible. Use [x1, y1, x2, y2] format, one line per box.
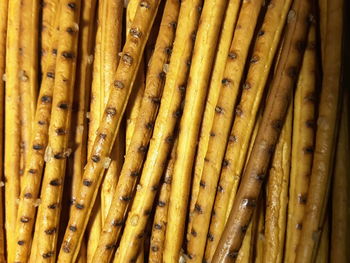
[113, 0, 201, 262]
[296, 0, 343, 261]
[263, 103, 292, 263]
[212, 0, 312, 261]
[18, 0, 39, 189]
[149, 140, 177, 263]
[4, 1, 22, 260]
[284, 24, 316, 263]
[186, 1, 264, 261]
[187, 0, 241, 240]
[58, 1, 161, 262]
[331, 91, 350, 263]
[0, 0, 8, 261]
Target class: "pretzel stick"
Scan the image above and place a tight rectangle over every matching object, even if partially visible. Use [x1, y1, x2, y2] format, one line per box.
[18, 0, 39, 190]
[212, 0, 312, 260]
[331, 91, 350, 263]
[149, 140, 177, 263]
[4, 1, 23, 260]
[0, 0, 8, 261]
[92, 1, 180, 262]
[296, 0, 343, 261]
[186, 1, 264, 261]
[284, 24, 316, 263]
[58, 1, 161, 261]
[113, 0, 201, 261]
[187, 0, 241, 239]
[263, 103, 292, 263]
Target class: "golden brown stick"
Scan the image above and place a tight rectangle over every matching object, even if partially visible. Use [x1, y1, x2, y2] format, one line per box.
[187, 0, 241, 238]
[263, 103, 292, 263]
[284, 24, 316, 263]
[41, 0, 59, 74]
[186, 1, 264, 261]
[92, 1, 179, 261]
[331, 91, 350, 263]
[113, 0, 200, 261]
[212, 0, 312, 261]
[4, 0, 22, 260]
[205, 1, 293, 259]
[33, 0, 82, 261]
[165, 0, 230, 260]
[18, 0, 39, 189]
[235, 221, 253, 263]
[58, 1, 161, 262]
[149, 140, 177, 263]
[315, 215, 330, 263]
[253, 198, 265, 263]
[318, 0, 327, 61]
[0, 1, 8, 261]
[296, 0, 343, 261]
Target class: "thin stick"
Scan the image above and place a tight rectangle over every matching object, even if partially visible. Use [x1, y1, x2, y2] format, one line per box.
[92, 1, 179, 261]
[235, 221, 253, 263]
[296, 0, 343, 261]
[4, 1, 22, 260]
[149, 140, 177, 263]
[187, 0, 241, 241]
[263, 103, 292, 263]
[212, 0, 312, 260]
[58, 1, 161, 261]
[331, 91, 350, 262]
[315, 215, 330, 263]
[113, 0, 201, 261]
[165, 0, 230, 260]
[284, 24, 316, 263]
[18, 0, 39, 189]
[186, 1, 264, 261]
[33, 0, 82, 261]
[0, 0, 8, 261]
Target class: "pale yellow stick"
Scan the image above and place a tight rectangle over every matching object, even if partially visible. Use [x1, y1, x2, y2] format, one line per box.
[4, 1, 22, 260]
[284, 25, 316, 263]
[149, 140, 177, 263]
[263, 103, 292, 263]
[187, 0, 241, 241]
[186, 1, 264, 261]
[0, 1, 8, 261]
[33, 1, 82, 261]
[18, 0, 39, 189]
[58, 1, 161, 261]
[113, 0, 200, 261]
[92, 1, 179, 261]
[331, 91, 350, 263]
[296, 0, 344, 261]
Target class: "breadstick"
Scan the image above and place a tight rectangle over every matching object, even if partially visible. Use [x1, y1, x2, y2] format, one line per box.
[0, 1, 8, 261]
[263, 103, 292, 263]
[296, 0, 343, 261]
[58, 1, 161, 262]
[212, 0, 312, 260]
[32, 1, 82, 261]
[235, 221, 253, 263]
[18, 0, 39, 189]
[92, 1, 179, 261]
[284, 24, 316, 263]
[165, 0, 231, 260]
[4, 0, 23, 260]
[149, 140, 177, 263]
[187, 0, 241, 242]
[186, 1, 264, 261]
[331, 91, 350, 263]
[318, 0, 327, 61]
[253, 198, 265, 263]
[113, 0, 201, 261]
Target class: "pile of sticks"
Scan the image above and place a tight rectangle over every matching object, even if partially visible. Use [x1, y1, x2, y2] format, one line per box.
[0, 0, 348, 262]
